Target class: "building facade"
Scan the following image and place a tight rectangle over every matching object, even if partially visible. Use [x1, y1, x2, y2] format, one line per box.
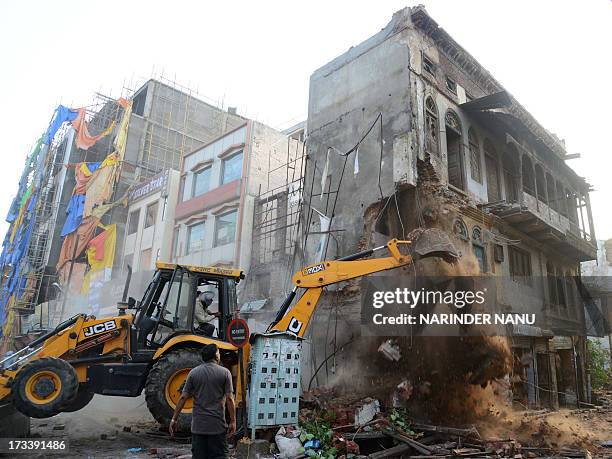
[172, 121, 301, 275]
[122, 169, 180, 273]
[291, 6, 598, 409]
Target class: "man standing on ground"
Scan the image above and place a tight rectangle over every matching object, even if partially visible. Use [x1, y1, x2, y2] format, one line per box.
[170, 344, 236, 459]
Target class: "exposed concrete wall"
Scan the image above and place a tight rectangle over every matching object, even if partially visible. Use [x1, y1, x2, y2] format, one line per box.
[306, 8, 416, 260]
[130, 80, 246, 174]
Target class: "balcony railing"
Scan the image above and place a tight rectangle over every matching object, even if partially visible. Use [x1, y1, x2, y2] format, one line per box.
[521, 191, 594, 244]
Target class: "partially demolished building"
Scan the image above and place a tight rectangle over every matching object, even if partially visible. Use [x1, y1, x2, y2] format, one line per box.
[283, 7, 597, 410]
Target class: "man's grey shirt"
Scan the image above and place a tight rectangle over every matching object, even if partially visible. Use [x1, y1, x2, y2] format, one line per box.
[183, 361, 233, 435]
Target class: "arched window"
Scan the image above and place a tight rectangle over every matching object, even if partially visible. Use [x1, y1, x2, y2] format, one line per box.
[471, 226, 487, 273]
[535, 164, 546, 203]
[503, 145, 520, 203]
[557, 180, 567, 216]
[566, 189, 578, 223]
[445, 110, 464, 190]
[484, 139, 500, 202]
[468, 128, 482, 183]
[425, 97, 439, 156]
[522, 155, 535, 197]
[445, 110, 461, 132]
[453, 219, 468, 240]
[546, 173, 556, 211]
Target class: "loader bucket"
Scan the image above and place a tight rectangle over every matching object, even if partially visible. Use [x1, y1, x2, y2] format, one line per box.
[412, 228, 460, 263]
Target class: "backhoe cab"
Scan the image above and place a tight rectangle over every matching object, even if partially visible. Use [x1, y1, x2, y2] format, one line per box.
[132, 263, 243, 351]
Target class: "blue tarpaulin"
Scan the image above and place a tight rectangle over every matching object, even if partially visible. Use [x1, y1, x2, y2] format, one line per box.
[87, 162, 101, 174]
[44, 105, 78, 145]
[5, 197, 18, 223]
[60, 194, 86, 237]
[11, 224, 32, 266]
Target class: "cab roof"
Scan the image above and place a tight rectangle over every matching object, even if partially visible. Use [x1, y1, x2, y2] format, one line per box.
[155, 261, 244, 280]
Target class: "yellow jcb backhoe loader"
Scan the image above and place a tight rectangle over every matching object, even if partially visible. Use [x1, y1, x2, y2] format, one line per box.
[0, 229, 458, 432]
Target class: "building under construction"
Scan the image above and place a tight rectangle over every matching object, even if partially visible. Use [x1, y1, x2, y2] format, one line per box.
[0, 78, 245, 348]
[241, 121, 307, 320]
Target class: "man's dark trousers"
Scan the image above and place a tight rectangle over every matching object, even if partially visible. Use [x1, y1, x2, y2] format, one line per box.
[191, 433, 228, 459]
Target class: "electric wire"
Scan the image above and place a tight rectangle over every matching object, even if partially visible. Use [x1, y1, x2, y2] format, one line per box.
[394, 191, 406, 240]
[307, 338, 355, 391]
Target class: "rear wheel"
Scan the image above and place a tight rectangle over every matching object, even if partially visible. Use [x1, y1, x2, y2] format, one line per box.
[13, 357, 79, 418]
[145, 348, 200, 432]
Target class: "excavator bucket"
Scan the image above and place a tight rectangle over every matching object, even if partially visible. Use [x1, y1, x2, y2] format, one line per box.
[411, 228, 460, 263]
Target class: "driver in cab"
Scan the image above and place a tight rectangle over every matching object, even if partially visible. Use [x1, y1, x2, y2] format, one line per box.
[194, 290, 220, 337]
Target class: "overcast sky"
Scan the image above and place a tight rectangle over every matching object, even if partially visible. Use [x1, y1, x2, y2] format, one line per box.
[0, 0, 610, 242]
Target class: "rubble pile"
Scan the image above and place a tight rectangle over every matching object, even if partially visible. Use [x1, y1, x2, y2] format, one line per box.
[271, 387, 602, 459]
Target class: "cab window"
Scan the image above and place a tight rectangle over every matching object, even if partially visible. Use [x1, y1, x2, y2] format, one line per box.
[152, 271, 193, 344]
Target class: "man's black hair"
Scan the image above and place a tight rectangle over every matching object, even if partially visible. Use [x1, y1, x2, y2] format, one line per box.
[201, 343, 218, 362]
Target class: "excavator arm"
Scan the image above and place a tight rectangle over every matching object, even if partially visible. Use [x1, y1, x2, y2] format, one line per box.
[268, 229, 459, 338]
[268, 239, 415, 338]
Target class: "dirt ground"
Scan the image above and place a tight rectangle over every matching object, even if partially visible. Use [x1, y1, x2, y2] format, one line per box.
[23, 392, 612, 458]
[27, 395, 193, 458]
[476, 390, 612, 457]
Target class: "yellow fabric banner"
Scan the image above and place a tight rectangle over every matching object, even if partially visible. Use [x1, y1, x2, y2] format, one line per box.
[114, 98, 132, 161]
[81, 224, 116, 294]
[84, 153, 119, 217]
[2, 297, 15, 339]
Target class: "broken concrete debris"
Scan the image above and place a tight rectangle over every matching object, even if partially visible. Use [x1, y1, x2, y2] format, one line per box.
[392, 379, 414, 407]
[332, 432, 360, 456]
[355, 399, 381, 427]
[378, 339, 401, 362]
[282, 388, 603, 459]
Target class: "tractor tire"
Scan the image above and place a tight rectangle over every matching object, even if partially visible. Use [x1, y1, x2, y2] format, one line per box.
[60, 385, 95, 412]
[12, 357, 79, 418]
[145, 348, 201, 432]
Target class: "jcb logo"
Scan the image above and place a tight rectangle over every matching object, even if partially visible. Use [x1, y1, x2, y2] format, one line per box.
[83, 320, 117, 337]
[287, 317, 303, 335]
[302, 263, 325, 276]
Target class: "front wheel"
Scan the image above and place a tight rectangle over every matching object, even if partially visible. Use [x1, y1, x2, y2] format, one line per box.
[145, 348, 201, 432]
[12, 357, 79, 418]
